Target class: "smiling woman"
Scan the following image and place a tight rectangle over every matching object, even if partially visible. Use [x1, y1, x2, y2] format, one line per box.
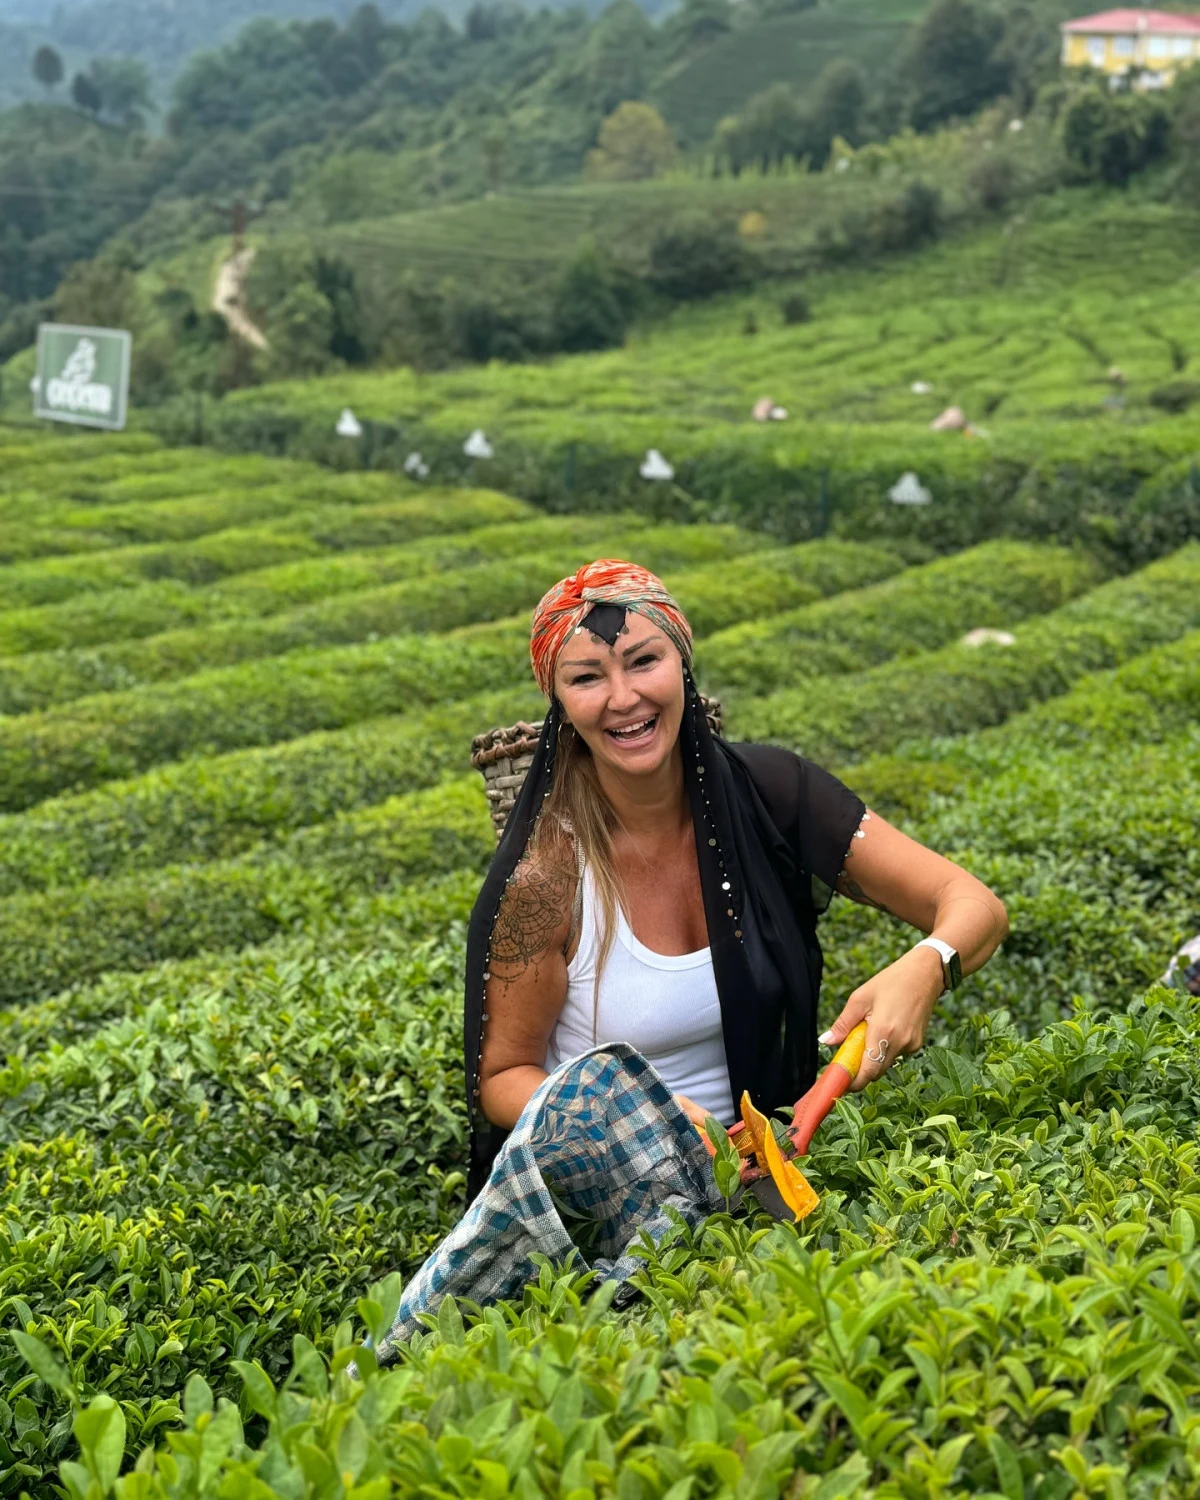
[465, 558, 1009, 1196]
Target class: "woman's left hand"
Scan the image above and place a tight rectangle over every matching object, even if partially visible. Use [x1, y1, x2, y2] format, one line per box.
[818, 945, 945, 1091]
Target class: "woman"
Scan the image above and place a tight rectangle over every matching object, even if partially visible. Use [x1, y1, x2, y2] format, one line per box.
[465, 559, 1008, 1196]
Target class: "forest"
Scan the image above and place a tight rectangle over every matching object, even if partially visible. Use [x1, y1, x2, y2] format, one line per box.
[0, 0, 1094, 388]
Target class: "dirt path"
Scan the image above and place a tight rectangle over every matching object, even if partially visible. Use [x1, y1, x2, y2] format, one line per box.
[212, 248, 268, 350]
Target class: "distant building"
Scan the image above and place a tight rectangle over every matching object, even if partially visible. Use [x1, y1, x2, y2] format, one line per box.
[1061, 8, 1200, 88]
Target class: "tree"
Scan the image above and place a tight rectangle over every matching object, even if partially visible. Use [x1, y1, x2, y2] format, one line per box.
[578, 0, 658, 116]
[900, 0, 1008, 133]
[648, 216, 747, 300]
[715, 85, 809, 174]
[55, 249, 140, 330]
[71, 71, 102, 117]
[32, 46, 64, 95]
[808, 60, 867, 156]
[553, 240, 627, 352]
[1173, 66, 1200, 206]
[1062, 86, 1171, 187]
[89, 57, 155, 130]
[585, 102, 678, 182]
[662, 0, 734, 62]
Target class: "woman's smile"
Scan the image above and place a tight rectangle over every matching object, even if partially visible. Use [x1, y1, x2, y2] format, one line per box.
[604, 713, 659, 748]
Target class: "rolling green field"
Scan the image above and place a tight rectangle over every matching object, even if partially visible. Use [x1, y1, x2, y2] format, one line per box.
[0, 423, 1198, 1497]
[192, 196, 1200, 562]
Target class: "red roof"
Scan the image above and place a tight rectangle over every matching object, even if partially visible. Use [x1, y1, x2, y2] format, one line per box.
[1063, 9, 1200, 33]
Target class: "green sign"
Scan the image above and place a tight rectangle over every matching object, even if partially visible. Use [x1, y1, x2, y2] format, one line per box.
[35, 323, 132, 431]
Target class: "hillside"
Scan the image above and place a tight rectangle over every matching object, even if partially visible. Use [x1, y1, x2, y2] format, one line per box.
[653, 6, 913, 142]
[177, 193, 1200, 562]
[0, 421, 1198, 1494]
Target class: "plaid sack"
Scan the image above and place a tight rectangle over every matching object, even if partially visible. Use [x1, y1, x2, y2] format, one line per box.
[378, 1044, 724, 1358]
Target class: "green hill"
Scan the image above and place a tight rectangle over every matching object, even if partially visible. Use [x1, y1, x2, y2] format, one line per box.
[654, 7, 913, 143]
[198, 193, 1200, 558]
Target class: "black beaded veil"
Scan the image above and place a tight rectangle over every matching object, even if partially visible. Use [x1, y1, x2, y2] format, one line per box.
[463, 643, 865, 1199]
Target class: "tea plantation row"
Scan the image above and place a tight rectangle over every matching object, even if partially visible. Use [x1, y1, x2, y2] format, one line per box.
[1, 429, 1197, 1497]
[177, 202, 1200, 564]
[2, 631, 1197, 1497]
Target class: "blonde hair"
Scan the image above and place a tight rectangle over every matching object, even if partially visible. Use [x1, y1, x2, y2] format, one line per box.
[529, 719, 625, 1043]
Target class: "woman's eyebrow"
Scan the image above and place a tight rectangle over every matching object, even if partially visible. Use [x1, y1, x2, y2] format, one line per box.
[559, 636, 656, 670]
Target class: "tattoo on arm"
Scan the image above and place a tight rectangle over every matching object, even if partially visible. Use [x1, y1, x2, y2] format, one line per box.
[489, 861, 574, 981]
[835, 870, 900, 918]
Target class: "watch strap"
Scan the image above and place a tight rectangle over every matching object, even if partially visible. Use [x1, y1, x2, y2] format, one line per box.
[915, 936, 961, 992]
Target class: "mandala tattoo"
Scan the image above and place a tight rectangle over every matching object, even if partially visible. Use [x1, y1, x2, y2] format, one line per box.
[490, 860, 575, 972]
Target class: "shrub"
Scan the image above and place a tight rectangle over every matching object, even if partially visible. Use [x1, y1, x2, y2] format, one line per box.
[0, 536, 902, 798]
[1148, 379, 1200, 415]
[780, 290, 811, 325]
[552, 241, 628, 354]
[701, 540, 1103, 692]
[648, 216, 749, 301]
[732, 544, 1200, 762]
[871, 178, 942, 252]
[0, 778, 494, 1003]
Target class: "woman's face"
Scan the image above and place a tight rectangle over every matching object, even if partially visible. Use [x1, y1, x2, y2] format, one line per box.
[553, 618, 685, 780]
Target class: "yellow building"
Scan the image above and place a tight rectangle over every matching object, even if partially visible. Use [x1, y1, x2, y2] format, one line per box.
[1061, 8, 1200, 87]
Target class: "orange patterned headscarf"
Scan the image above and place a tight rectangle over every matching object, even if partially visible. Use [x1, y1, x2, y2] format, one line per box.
[529, 559, 693, 698]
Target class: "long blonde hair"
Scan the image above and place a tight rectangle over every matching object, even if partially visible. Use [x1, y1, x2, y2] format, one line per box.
[529, 718, 626, 1042]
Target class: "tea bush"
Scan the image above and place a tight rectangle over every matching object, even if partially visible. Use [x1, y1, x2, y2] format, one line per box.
[731, 545, 1200, 763]
[0, 521, 776, 684]
[0, 539, 902, 806]
[2, 429, 1198, 1498]
[702, 540, 1104, 691]
[0, 495, 551, 615]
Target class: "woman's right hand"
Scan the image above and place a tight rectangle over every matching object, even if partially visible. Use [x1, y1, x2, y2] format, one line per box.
[674, 1093, 710, 1132]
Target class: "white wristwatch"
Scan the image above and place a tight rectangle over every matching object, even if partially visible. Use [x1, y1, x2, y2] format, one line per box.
[914, 936, 962, 994]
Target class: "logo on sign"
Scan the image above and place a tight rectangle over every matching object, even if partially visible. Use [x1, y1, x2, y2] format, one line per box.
[45, 338, 114, 418]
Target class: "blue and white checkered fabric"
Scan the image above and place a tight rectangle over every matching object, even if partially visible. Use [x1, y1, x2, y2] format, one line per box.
[378, 1044, 724, 1356]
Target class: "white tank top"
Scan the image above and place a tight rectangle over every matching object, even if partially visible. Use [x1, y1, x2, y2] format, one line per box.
[543, 864, 734, 1124]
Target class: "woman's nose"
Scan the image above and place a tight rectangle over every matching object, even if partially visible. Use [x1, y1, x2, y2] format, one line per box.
[606, 672, 640, 712]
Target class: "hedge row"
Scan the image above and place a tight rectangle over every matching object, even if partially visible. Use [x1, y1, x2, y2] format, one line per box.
[733, 544, 1200, 763]
[0, 540, 904, 809]
[0, 632, 519, 814]
[0, 477, 528, 567]
[4, 790, 1197, 1497]
[0, 517, 768, 662]
[125, 985, 1200, 1500]
[0, 688, 542, 896]
[179, 392, 1200, 566]
[848, 626, 1200, 823]
[0, 487, 538, 610]
[701, 539, 1104, 692]
[0, 536, 900, 713]
[0, 777, 493, 1003]
[0, 902, 482, 1485]
[0, 459, 312, 530]
[4, 664, 1194, 1012]
[0, 529, 330, 608]
[0, 431, 161, 485]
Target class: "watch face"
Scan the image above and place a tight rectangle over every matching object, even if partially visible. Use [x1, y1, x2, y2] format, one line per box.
[948, 949, 963, 990]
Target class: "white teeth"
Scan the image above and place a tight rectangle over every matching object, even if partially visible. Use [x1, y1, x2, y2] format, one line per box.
[609, 717, 654, 738]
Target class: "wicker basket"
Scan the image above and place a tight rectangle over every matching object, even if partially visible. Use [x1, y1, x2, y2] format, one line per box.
[471, 699, 723, 842]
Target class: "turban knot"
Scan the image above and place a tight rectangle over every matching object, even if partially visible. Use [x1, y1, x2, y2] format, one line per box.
[529, 558, 692, 698]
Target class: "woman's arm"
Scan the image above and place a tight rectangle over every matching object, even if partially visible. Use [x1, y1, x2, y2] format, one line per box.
[477, 854, 574, 1129]
[825, 809, 1009, 1090]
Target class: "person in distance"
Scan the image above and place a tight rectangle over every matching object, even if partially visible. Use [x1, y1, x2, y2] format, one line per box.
[464, 559, 1009, 1197]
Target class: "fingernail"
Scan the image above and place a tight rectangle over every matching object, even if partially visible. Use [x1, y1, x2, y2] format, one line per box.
[818, 1030, 835, 1045]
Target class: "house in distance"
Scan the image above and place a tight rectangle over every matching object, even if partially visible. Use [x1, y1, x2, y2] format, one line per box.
[1061, 8, 1200, 88]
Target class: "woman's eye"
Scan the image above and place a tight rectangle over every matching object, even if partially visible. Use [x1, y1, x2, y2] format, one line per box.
[571, 673, 597, 685]
[633, 654, 658, 668]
